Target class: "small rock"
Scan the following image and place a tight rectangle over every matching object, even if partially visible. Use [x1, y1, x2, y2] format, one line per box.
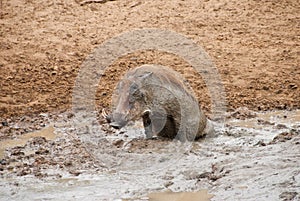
[162, 175, 174, 180]
[69, 170, 81, 176]
[289, 84, 297, 90]
[279, 191, 298, 201]
[64, 160, 72, 166]
[35, 148, 49, 155]
[255, 140, 266, 146]
[262, 86, 269, 90]
[67, 113, 74, 118]
[31, 137, 47, 145]
[269, 131, 295, 144]
[230, 107, 257, 120]
[257, 119, 275, 125]
[11, 149, 25, 156]
[113, 139, 124, 147]
[39, 113, 49, 118]
[164, 181, 174, 188]
[0, 159, 7, 165]
[17, 168, 31, 176]
[1, 121, 8, 126]
[275, 124, 288, 129]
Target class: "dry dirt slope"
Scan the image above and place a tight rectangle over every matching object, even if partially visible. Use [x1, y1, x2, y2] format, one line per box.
[0, 0, 299, 119]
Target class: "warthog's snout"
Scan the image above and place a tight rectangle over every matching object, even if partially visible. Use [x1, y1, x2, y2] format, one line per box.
[106, 112, 128, 129]
[109, 122, 125, 129]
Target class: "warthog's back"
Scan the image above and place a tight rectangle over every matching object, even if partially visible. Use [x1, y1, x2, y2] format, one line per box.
[125, 65, 194, 98]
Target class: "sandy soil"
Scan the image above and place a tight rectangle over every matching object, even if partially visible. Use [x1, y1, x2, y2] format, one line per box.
[0, 0, 299, 119]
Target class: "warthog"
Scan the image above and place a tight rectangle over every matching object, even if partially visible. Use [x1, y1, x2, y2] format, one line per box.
[105, 64, 213, 141]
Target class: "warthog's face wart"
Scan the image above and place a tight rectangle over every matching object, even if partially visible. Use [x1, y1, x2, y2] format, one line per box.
[107, 78, 145, 129]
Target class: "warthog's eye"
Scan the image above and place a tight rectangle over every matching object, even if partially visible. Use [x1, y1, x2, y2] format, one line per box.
[129, 83, 139, 94]
[129, 83, 143, 99]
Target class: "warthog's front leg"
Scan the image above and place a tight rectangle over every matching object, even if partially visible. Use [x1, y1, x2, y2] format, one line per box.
[142, 109, 173, 139]
[142, 110, 153, 139]
[142, 110, 165, 139]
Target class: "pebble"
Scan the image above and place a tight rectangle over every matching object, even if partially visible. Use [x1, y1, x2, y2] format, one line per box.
[164, 181, 174, 188]
[1, 121, 8, 126]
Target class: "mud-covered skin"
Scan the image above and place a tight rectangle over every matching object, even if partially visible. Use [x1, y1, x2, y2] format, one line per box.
[109, 64, 211, 141]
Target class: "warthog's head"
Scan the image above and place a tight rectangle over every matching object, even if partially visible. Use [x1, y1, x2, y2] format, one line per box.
[106, 72, 152, 129]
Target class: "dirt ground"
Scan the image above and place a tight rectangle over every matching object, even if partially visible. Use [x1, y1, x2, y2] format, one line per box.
[0, 0, 299, 120]
[0, 0, 300, 201]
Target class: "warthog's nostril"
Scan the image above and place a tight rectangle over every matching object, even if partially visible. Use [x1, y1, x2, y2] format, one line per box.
[110, 122, 122, 129]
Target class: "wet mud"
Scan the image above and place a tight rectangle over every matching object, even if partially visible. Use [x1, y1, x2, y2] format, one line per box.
[0, 109, 299, 200]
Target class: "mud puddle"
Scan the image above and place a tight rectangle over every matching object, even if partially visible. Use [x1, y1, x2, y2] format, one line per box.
[0, 126, 56, 159]
[0, 109, 299, 201]
[228, 109, 300, 130]
[223, 109, 300, 144]
[123, 190, 213, 201]
[147, 190, 213, 201]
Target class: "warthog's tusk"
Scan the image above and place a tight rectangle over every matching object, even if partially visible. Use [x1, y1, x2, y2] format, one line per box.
[142, 109, 151, 116]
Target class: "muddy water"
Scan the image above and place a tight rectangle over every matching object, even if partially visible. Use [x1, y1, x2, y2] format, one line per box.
[228, 109, 300, 129]
[0, 126, 56, 159]
[0, 110, 299, 201]
[147, 190, 213, 201]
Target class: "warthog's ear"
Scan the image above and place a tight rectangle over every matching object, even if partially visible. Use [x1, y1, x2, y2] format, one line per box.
[139, 72, 153, 80]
